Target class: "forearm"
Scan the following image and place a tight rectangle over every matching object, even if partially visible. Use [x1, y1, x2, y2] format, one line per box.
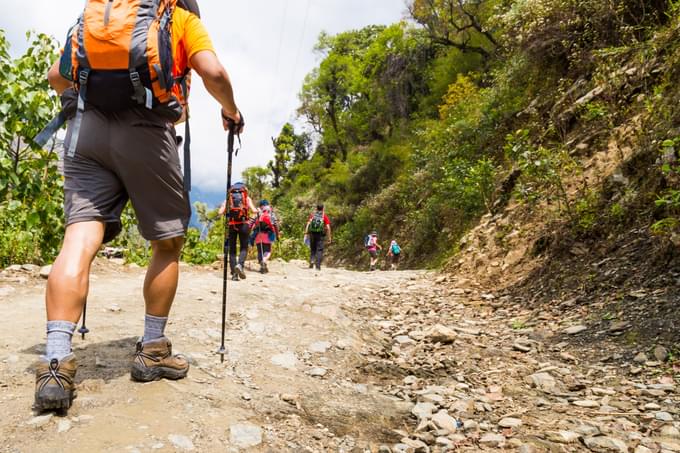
[199, 63, 237, 114]
[190, 50, 238, 114]
[47, 61, 71, 96]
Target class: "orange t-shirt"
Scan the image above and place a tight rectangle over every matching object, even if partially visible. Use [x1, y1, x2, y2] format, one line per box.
[171, 7, 213, 107]
[172, 7, 214, 75]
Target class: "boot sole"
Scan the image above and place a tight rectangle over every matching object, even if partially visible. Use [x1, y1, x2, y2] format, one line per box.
[130, 363, 189, 382]
[236, 268, 246, 279]
[34, 388, 74, 412]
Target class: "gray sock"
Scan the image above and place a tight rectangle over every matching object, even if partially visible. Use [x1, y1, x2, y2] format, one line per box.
[45, 321, 77, 360]
[144, 314, 168, 342]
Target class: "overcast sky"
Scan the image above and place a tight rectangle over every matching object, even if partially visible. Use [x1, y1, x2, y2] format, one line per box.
[1, 1, 407, 193]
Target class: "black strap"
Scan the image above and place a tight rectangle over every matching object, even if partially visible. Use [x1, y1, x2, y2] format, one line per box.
[180, 77, 191, 192]
[184, 114, 191, 192]
[222, 109, 244, 156]
[34, 111, 67, 148]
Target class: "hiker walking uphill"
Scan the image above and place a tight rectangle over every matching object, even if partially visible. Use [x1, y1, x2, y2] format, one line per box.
[365, 231, 382, 271]
[252, 200, 279, 274]
[386, 239, 402, 270]
[219, 182, 257, 281]
[34, 0, 244, 412]
[304, 204, 332, 271]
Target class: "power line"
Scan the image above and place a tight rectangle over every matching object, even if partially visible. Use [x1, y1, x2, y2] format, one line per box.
[289, 0, 312, 97]
[273, 0, 290, 76]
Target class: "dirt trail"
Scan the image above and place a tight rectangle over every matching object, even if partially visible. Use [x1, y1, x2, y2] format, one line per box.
[1, 260, 678, 453]
[0, 259, 423, 453]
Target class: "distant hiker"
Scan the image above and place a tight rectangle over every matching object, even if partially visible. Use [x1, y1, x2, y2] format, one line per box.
[35, 0, 243, 412]
[219, 182, 257, 281]
[386, 239, 402, 270]
[365, 231, 382, 271]
[304, 204, 332, 270]
[252, 200, 279, 274]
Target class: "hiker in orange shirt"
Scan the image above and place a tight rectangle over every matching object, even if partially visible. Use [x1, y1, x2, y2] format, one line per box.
[35, 0, 243, 412]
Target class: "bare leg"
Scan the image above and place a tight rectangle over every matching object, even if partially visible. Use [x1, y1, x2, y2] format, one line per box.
[144, 236, 184, 317]
[46, 221, 105, 323]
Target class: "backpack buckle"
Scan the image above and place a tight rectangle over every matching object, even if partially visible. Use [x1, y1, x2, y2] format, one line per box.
[78, 69, 90, 86]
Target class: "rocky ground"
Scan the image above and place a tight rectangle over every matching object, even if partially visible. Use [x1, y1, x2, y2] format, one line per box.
[0, 259, 678, 452]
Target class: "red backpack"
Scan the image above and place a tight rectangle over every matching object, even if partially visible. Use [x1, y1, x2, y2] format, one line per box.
[228, 183, 249, 225]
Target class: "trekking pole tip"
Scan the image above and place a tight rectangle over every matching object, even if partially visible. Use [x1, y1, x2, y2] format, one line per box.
[217, 346, 227, 363]
[78, 326, 89, 340]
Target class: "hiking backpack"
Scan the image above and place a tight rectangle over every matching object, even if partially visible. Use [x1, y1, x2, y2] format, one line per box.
[257, 209, 274, 232]
[391, 242, 401, 255]
[228, 183, 249, 224]
[309, 211, 325, 234]
[36, 0, 202, 189]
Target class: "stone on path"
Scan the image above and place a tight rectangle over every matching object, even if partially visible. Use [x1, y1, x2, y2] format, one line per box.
[498, 417, 522, 429]
[480, 433, 506, 447]
[655, 411, 673, 422]
[168, 435, 194, 451]
[308, 367, 328, 377]
[39, 265, 52, 279]
[661, 425, 680, 439]
[27, 414, 53, 428]
[653, 345, 669, 362]
[57, 419, 72, 433]
[544, 431, 580, 444]
[309, 341, 332, 353]
[423, 324, 457, 344]
[573, 400, 600, 408]
[526, 372, 558, 392]
[411, 402, 436, 421]
[271, 352, 297, 369]
[633, 352, 648, 363]
[229, 423, 263, 448]
[583, 436, 627, 453]
[564, 325, 587, 335]
[431, 410, 459, 433]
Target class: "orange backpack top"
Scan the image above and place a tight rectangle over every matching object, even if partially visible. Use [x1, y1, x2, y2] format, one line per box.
[227, 183, 250, 226]
[36, 0, 202, 189]
[71, 0, 182, 111]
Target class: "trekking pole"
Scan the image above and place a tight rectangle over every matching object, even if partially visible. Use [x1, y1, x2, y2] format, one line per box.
[218, 114, 241, 363]
[78, 301, 89, 340]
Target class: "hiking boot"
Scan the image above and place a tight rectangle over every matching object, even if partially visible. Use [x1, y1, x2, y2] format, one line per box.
[231, 273, 239, 281]
[131, 337, 189, 382]
[262, 262, 269, 274]
[309, 262, 314, 269]
[235, 264, 246, 280]
[34, 354, 77, 411]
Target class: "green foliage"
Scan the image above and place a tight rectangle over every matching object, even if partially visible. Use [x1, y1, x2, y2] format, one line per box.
[408, 0, 500, 59]
[182, 224, 223, 265]
[651, 137, 680, 237]
[0, 31, 63, 266]
[111, 204, 151, 266]
[505, 130, 577, 219]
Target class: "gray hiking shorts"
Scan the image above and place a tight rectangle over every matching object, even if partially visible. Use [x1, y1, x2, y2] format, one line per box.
[63, 108, 190, 243]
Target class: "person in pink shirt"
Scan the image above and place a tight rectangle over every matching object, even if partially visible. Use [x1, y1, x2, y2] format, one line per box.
[252, 200, 279, 274]
[365, 231, 382, 271]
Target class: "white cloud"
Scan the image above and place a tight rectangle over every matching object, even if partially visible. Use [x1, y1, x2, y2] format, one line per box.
[1, 0, 406, 192]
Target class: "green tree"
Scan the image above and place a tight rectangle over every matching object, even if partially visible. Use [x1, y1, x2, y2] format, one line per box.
[0, 30, 63, 266]
[242, 165, 270, 201]
[408, 0, 499, 59]
[269, 123, 296, 188]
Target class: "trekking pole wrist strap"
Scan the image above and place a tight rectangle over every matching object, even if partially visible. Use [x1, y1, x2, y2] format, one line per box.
[222, 108, 244, 128]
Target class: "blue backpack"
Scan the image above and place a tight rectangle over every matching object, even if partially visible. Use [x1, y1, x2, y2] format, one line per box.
[391, 242, 401, 255]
